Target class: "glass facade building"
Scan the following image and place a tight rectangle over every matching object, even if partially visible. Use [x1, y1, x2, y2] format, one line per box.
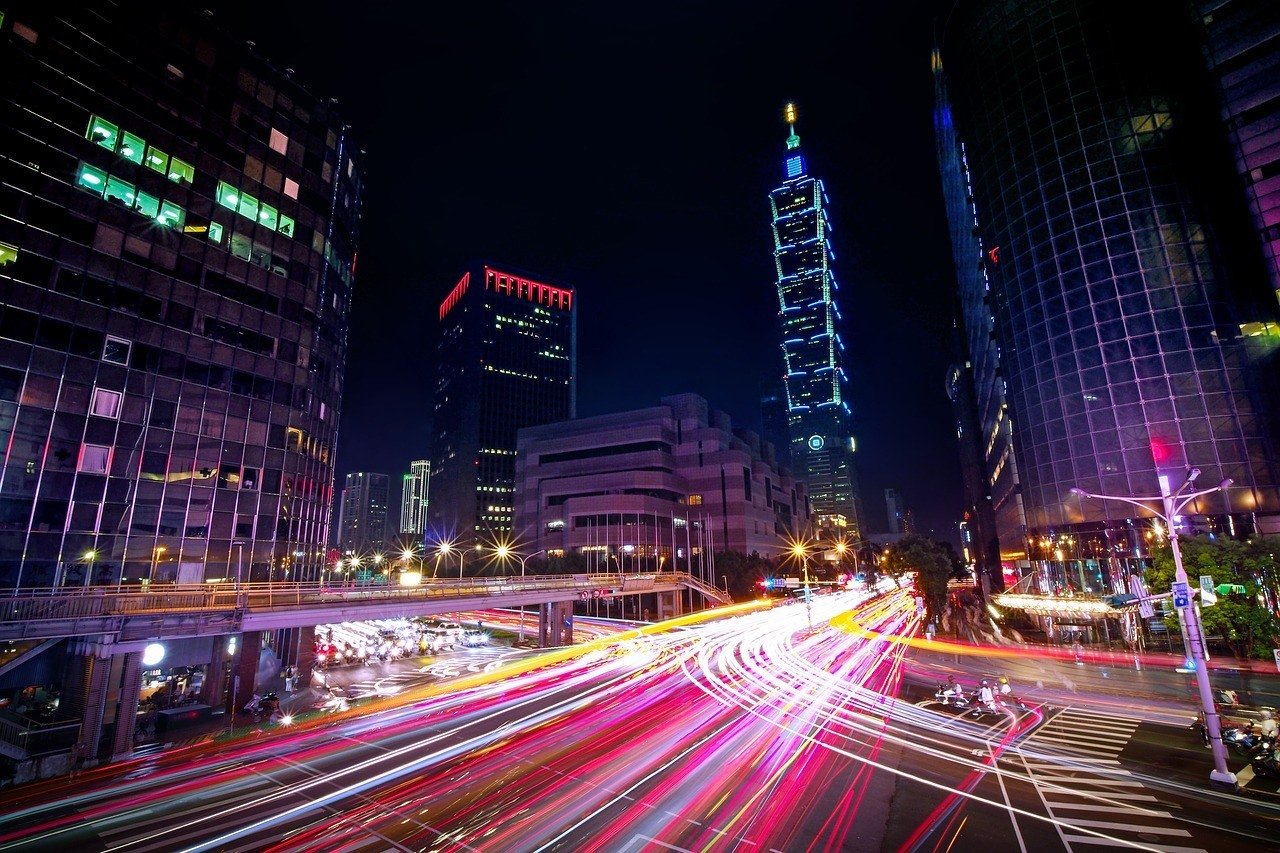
[430, 266, 576, 544]
[337, 472, 390, 554]
[768, 105, 862, 536]
[400, 458, 430, 535]
[0, 2, 361, 587]
[937, 0, 1280, 582]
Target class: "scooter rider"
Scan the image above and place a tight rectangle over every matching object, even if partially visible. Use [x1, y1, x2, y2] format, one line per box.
[978, 680, 997, 711]
[1260, 709, 1277, 740]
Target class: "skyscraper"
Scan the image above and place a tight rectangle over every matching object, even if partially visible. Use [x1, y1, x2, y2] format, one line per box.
[400, 459, 430, 535]
[768, 104, 862, 536]
[430, 265, 576, 543]
[0, 2, 360, 588]
[936, 0, 1280, 580]
[337, 472, 390, 554]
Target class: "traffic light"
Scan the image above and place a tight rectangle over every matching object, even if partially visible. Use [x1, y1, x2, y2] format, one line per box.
[1216, 584, 1247, 596]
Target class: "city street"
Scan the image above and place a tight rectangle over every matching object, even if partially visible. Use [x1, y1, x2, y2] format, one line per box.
[2, 592, 1278, 851]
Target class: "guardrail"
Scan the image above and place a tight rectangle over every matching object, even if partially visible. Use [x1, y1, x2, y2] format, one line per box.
[0, 572, 722, 637]
[0, 714, 80, 759]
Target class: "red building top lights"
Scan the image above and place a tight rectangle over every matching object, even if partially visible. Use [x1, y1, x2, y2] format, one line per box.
[439, 271, 470, 321]
[484, 266, 573, 312]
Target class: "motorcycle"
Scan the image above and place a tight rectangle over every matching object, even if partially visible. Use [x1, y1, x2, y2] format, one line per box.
[934, 683, 969, 709]
[1222, 725, 1272, 756]
[1252, 748, 1280, 780]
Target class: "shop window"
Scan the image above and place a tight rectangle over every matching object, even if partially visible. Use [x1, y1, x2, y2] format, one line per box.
[145, 146, 169, 174]
[104, 175, 135, 206]
[208, 222, 224, 245]
[76, 163, 107, 195]
[103, 335, 130, 365]
[269, 128, 288, 155]
[158, 202, 184, 228]
[90, 387, 122, 418]
[277, 214, 295, 237]
[237, 192, 259, 221]
[134, 191, 159, 219]
[0, 243, 16, 267]
[86, 115, 118, 150]
[283, 177, 298, 199]
[167, 157, 193, 185]
[257, 202, 278, 230]
[216, 181, 239, 210]
[119, 131, 145, 164]
[78, 444, 111, 474]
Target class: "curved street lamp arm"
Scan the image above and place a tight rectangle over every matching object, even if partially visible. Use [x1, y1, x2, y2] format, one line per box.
[1069, 488, 1167, 521]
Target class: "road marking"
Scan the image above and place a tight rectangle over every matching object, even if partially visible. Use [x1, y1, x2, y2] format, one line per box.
[1057, 818, 1190, 836]
[1235, 764, 1256, 788]
[1058, 836, 1204, 853]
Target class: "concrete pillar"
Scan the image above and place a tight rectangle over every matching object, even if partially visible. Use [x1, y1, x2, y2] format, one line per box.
[233, 631, 262, 711]
[201, 637, 229, 708]
[63, 642, 112, 765]
[111, 652, 142, 760]
[657, 590, 683, 620]
[537, 603, 551, 648]
[294, 625, 316, 686]
[551, 601, 573, 645]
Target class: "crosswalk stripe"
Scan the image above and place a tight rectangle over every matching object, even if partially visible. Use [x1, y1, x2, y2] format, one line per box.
[1032, 776, 1147, 787]
[1021, 758, 1121, 767]
[1047, 803, 1173, 816]
[1052, 718, 1137, 734]
[1058, 818, 1190, 837]
[1032, 738, 1124, 754]
[1059, 836, 1204, 853]
[1042, 791, 1161, 802]
[1033, 731, 1127, 748]
[1038, 724, 1128, 741]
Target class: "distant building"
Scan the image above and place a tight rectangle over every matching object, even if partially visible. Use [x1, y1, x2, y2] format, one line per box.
[884, 488, 905, 535]
[759, 385, 793, 474]
[400, 459, 430, 535]
[431, 266, 576, 542]
[768, 103, 863, 536]
[515, 394, 810, 568]
[337, 472, 390, 553]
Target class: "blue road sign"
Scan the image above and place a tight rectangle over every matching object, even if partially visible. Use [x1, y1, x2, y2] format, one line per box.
[1172, 581, 1190, 609]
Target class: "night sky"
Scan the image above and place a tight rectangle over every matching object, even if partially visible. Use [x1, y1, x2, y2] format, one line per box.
[217, 1, 963, 541]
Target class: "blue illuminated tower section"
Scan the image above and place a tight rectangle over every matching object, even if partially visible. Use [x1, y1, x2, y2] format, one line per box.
[769, 104, 862, 536]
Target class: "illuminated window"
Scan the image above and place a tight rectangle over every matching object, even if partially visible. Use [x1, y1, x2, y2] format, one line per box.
[145, 145, 169, 174]
[786, 156, 803, 178]
[688, 494, 703, 506]
[208, 222, 224, 245]
[104, 175, 135, 206]
[237, 191, 259, 221]
[157, 202, 184, 228]
[277, 213, 294, 237]
[134, 191, 159, 219]
[76, 163, 107, 195]
[167, 157, 193, 185]
[78, 444, 111, 474]
[283, 177, 299, 199]
[86, 115, 118, 150]
[216, 181, 239, 210]
[257, 202, 278, 230]
[118, 131, 145, 164]
[0, 244, 16, 266]
[90, 388, 122, 419]
[269, 128, 288, 155]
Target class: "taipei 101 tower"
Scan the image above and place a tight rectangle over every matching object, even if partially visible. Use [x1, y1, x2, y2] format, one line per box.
[768, 104, 863, 537]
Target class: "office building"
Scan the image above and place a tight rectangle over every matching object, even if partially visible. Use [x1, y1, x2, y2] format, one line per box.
[514, 394, 810, 567]
[884, 488, 906, 535]
[400, 459, 430, 535]
[337, 472, 389, 554]
[0, 2, 361, 588]
[758, 385, 793, 474]
[768, 104, 863, 536]
[935, 0, 1280, 586]
[430, 265, 576, 543]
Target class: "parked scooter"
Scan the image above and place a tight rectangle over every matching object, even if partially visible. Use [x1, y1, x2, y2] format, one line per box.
[1222, 724, 1272, 756]
[1252, 747, 1280, 779]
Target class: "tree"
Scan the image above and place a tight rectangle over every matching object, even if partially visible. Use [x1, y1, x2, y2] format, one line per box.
[1148, 535, 1280, 660]
[882, 534, 952, 622]
[713, 550, 773, 601]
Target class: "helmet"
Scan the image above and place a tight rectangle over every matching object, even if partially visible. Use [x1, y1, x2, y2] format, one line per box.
[981, 680, 989, 686]
[1263, 710, 1273, 720]
[999, 677, 1008, 684]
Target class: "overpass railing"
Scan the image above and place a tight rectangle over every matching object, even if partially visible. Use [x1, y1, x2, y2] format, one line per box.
[0, 571, 711, 630]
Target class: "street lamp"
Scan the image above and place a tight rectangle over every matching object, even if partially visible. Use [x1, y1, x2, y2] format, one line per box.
[82, 550, 97, 588]
[231, 541, 245, 595]
[790, 541, 813, 629]
[149, 546, 167, 585]
[495, 545, 545, 644]
[1070, 470, 1236, 790]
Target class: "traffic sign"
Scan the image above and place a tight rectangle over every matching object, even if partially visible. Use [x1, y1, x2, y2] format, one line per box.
[1200, 575, 1217, 607]
[1172, 581, 1190, 609]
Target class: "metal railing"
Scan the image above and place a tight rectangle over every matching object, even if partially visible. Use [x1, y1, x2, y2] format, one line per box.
[0, 713, 80, 759]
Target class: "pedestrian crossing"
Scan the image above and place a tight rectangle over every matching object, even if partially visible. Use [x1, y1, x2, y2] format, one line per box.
[1018, 709, 1206, 853]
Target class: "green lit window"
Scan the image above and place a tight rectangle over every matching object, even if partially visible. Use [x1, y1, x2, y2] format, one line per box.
[208, 222, 224, 244]
[257, 203, 278, 230]
[167, 157, 193, 185]
[144, 145, 168, 174]
[134, 191, 159, 218]
[0, 243, 17, 267]
[277, 213, 295, 237]
[118, 131, 144, 164]
[76, 163, 108, 195]
[237, 192, 259, 221]
[86, 115, 118, 150]
[104, 175, 135, 206]
[216, 181, 239, 211]
[157, 201, 184, 228]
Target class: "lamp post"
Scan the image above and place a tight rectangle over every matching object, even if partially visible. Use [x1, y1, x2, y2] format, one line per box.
[1070, 470, 1236, 790]
[149, 546, 167, 585]
[790, 542, 813, 630]
[496, 545, 545, 645]
[231, 541, 245, 597]
[82, 550, 97, 588]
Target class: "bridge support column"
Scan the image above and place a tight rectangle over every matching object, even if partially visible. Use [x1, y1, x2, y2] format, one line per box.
[293, 625, 316, 688]
[550, 601, 573, 645]
[537, 603, 551, 648]
[201, 637, 229, 708]
[110, 651, 142, 761]
[657, 590, 683, 620]
[233, 631, 262, 710]
[63, 641, 112, 766]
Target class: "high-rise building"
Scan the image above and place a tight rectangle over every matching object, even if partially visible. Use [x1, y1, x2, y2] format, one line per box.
[935, 0, 1280, 585]
[431, 265, 576, 543]
[400, 458, 430, 535]
[884, 488, 905, 535]
[337, 472, 390, 554]
[0, 2, 361, 587]
[768, 104, 863, 537]
[758, 384, 793, 473]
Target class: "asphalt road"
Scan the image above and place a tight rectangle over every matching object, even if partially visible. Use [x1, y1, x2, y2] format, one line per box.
[1, 593, 1278, 851]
